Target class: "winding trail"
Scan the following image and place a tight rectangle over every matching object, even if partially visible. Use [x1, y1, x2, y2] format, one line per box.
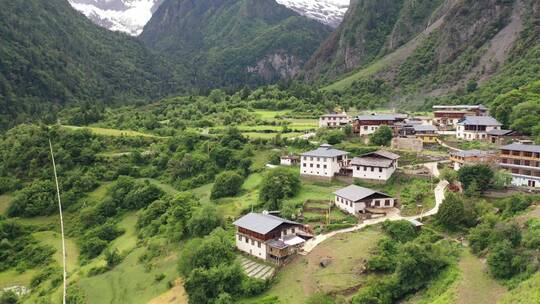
[301, 162, 448, 254]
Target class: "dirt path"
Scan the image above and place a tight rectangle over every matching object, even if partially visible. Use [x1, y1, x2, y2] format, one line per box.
[456, 250, 506, 304]
[301, 178, 449, 254]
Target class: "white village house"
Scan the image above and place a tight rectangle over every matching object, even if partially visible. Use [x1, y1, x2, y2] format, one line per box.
[233, 212, 307, 263]
[499, 143, 540, 188]
[319, 112, 351, 128]
[280, 155, 299, 166]
[300, 144, 349, 179]
[351, 150, 400, 181]
[334, 185, 396, 215]
[456, 116, 502, 141]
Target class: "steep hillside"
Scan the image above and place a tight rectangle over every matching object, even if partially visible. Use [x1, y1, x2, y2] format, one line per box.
[307, 0, 537, 100]
[140, 0, 332, 90]
[303, 0, 446, 84]
[0, 0, 186, 130]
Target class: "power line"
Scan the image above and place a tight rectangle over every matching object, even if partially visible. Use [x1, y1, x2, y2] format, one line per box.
[49, 138, 67, 304]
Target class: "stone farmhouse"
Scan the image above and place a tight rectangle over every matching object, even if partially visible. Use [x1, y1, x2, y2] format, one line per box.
[433, 105, 489, 128]
[353, 114, 407, 136]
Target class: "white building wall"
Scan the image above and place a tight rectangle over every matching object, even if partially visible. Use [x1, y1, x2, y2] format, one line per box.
[358, 125, 382, 136]
[236, 234, 267, 260]
[300, 155, 346, 178]
[319, 116, 350, 128]
[510, 174, 540, 188]
[456, 125, 501, 141]
[352, 163, 397, 181]
[280, 158, 292, 166]
[335, 195, 396, 215]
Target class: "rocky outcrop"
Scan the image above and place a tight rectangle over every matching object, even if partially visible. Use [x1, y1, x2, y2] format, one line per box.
[247, 53, 302, 81]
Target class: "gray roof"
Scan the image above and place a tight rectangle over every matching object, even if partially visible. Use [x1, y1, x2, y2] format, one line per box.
[451, 149, 495, 158]
[413, 125, 438, 132]
[487, 129, 514, 136]
[351, 157, 393, 167]
[457, 116, 502, 126]
[500, 143, 540, 154]
[233, 213, 301, 235]
[334, 185, 391, 202]
[365, 150, 400, 160]
[433, 105, 487, 110]
[301, 144, 349, 157]
[355, 114, 399, 121]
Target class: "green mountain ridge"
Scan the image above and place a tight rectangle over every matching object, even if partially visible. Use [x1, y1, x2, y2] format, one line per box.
[306, 0, 540, 107]
[0, 0, 189, 130]
[140, 0, 333, 90]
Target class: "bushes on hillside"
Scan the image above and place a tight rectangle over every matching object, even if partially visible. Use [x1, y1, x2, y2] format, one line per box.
[211, 171, 245, 199]
[7, 180, 56, 217]
[458, 164, 494, 195]
[259, 168, 300, 210]
[369, 125, 393, 146]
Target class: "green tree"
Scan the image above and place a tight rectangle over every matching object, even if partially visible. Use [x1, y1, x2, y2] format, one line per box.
[439, 168, 458, 183]
[487, 240, 515, 279]
[259, 168, 300, 210]
[369, 126, 393, 146]
[0, 291, 18, 304]
[187, 205, 224, 237]
[458, 164, 494, 194]
[436, 193, 465, 230]
[382, 220, 418, 243]
[211, 171, 244, 199]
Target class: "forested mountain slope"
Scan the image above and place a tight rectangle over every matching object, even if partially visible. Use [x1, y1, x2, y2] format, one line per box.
[0, 0, 186, 130]
[140, 0, 332, 90]
[305, 0, 539, 102]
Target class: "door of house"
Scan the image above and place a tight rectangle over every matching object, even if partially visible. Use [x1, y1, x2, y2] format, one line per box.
[528, 180, 536, 187]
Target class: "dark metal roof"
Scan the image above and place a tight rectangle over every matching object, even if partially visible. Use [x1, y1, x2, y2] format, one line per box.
[334, 185, 391, 202]
[451, 149, 495, 158]
[487, 129, 514, 136]
[500, 143, 540, 153]
[412, 125, 438, 132]
[350, 157, 393, 167]
[233, 213, 301, 235]
[301, 144, 349, 157]
[457, 116, 502, 126]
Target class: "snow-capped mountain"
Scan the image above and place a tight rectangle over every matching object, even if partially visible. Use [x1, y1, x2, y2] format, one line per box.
[276, 0, 349, 28]
[68, 0, 163, 36]
[69, 0, 349, 36]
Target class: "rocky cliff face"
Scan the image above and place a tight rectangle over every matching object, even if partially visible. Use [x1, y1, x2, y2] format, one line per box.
[140, 0, 332, 89]
[304, 0, 523, 95]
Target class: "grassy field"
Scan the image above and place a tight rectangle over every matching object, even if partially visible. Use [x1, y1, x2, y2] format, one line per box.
[110, 213, 139, 254]
[33, 231, 80, 272]
[406, 249, 506, 304]
[454, 250, 506, 304]
[241, 228, 382, 304]
[499, 272, 540, 304]
[0, 269, 37, 290]
[0, 193, 12, 215]
[61, 125, 164, 138]
[76, 247, 179, 304]
[242, 132, 304, 139]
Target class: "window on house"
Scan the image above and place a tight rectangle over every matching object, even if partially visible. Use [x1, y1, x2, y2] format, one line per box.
[257, 241, 261, 248]
[379, 168, 383, 173]
[251, 240, 255, 245]
[317, 164, 320, 168]
[385, 200, 391, 206]
[303, 163, 306, 167]
[292, 228, 295, 234]
[363, 166, 367, 171]
[310, 164, 313, 167]
[245, 237, 249, 243]
[323, 165, 327, 169]
[238, 235, 242, 241]
[371, 167, 374, 172]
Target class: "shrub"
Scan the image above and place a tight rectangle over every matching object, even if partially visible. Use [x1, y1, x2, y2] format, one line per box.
[187, 204, 224, 237]
[381, 220, 418, 243]
[436, 193, 466, 230]
[259, 168, 300, 210]
[458, 164, 494, 194]
[211, 171, 244, 199]
[369, 126, 393, 146]
[487, 240, 515, 279]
